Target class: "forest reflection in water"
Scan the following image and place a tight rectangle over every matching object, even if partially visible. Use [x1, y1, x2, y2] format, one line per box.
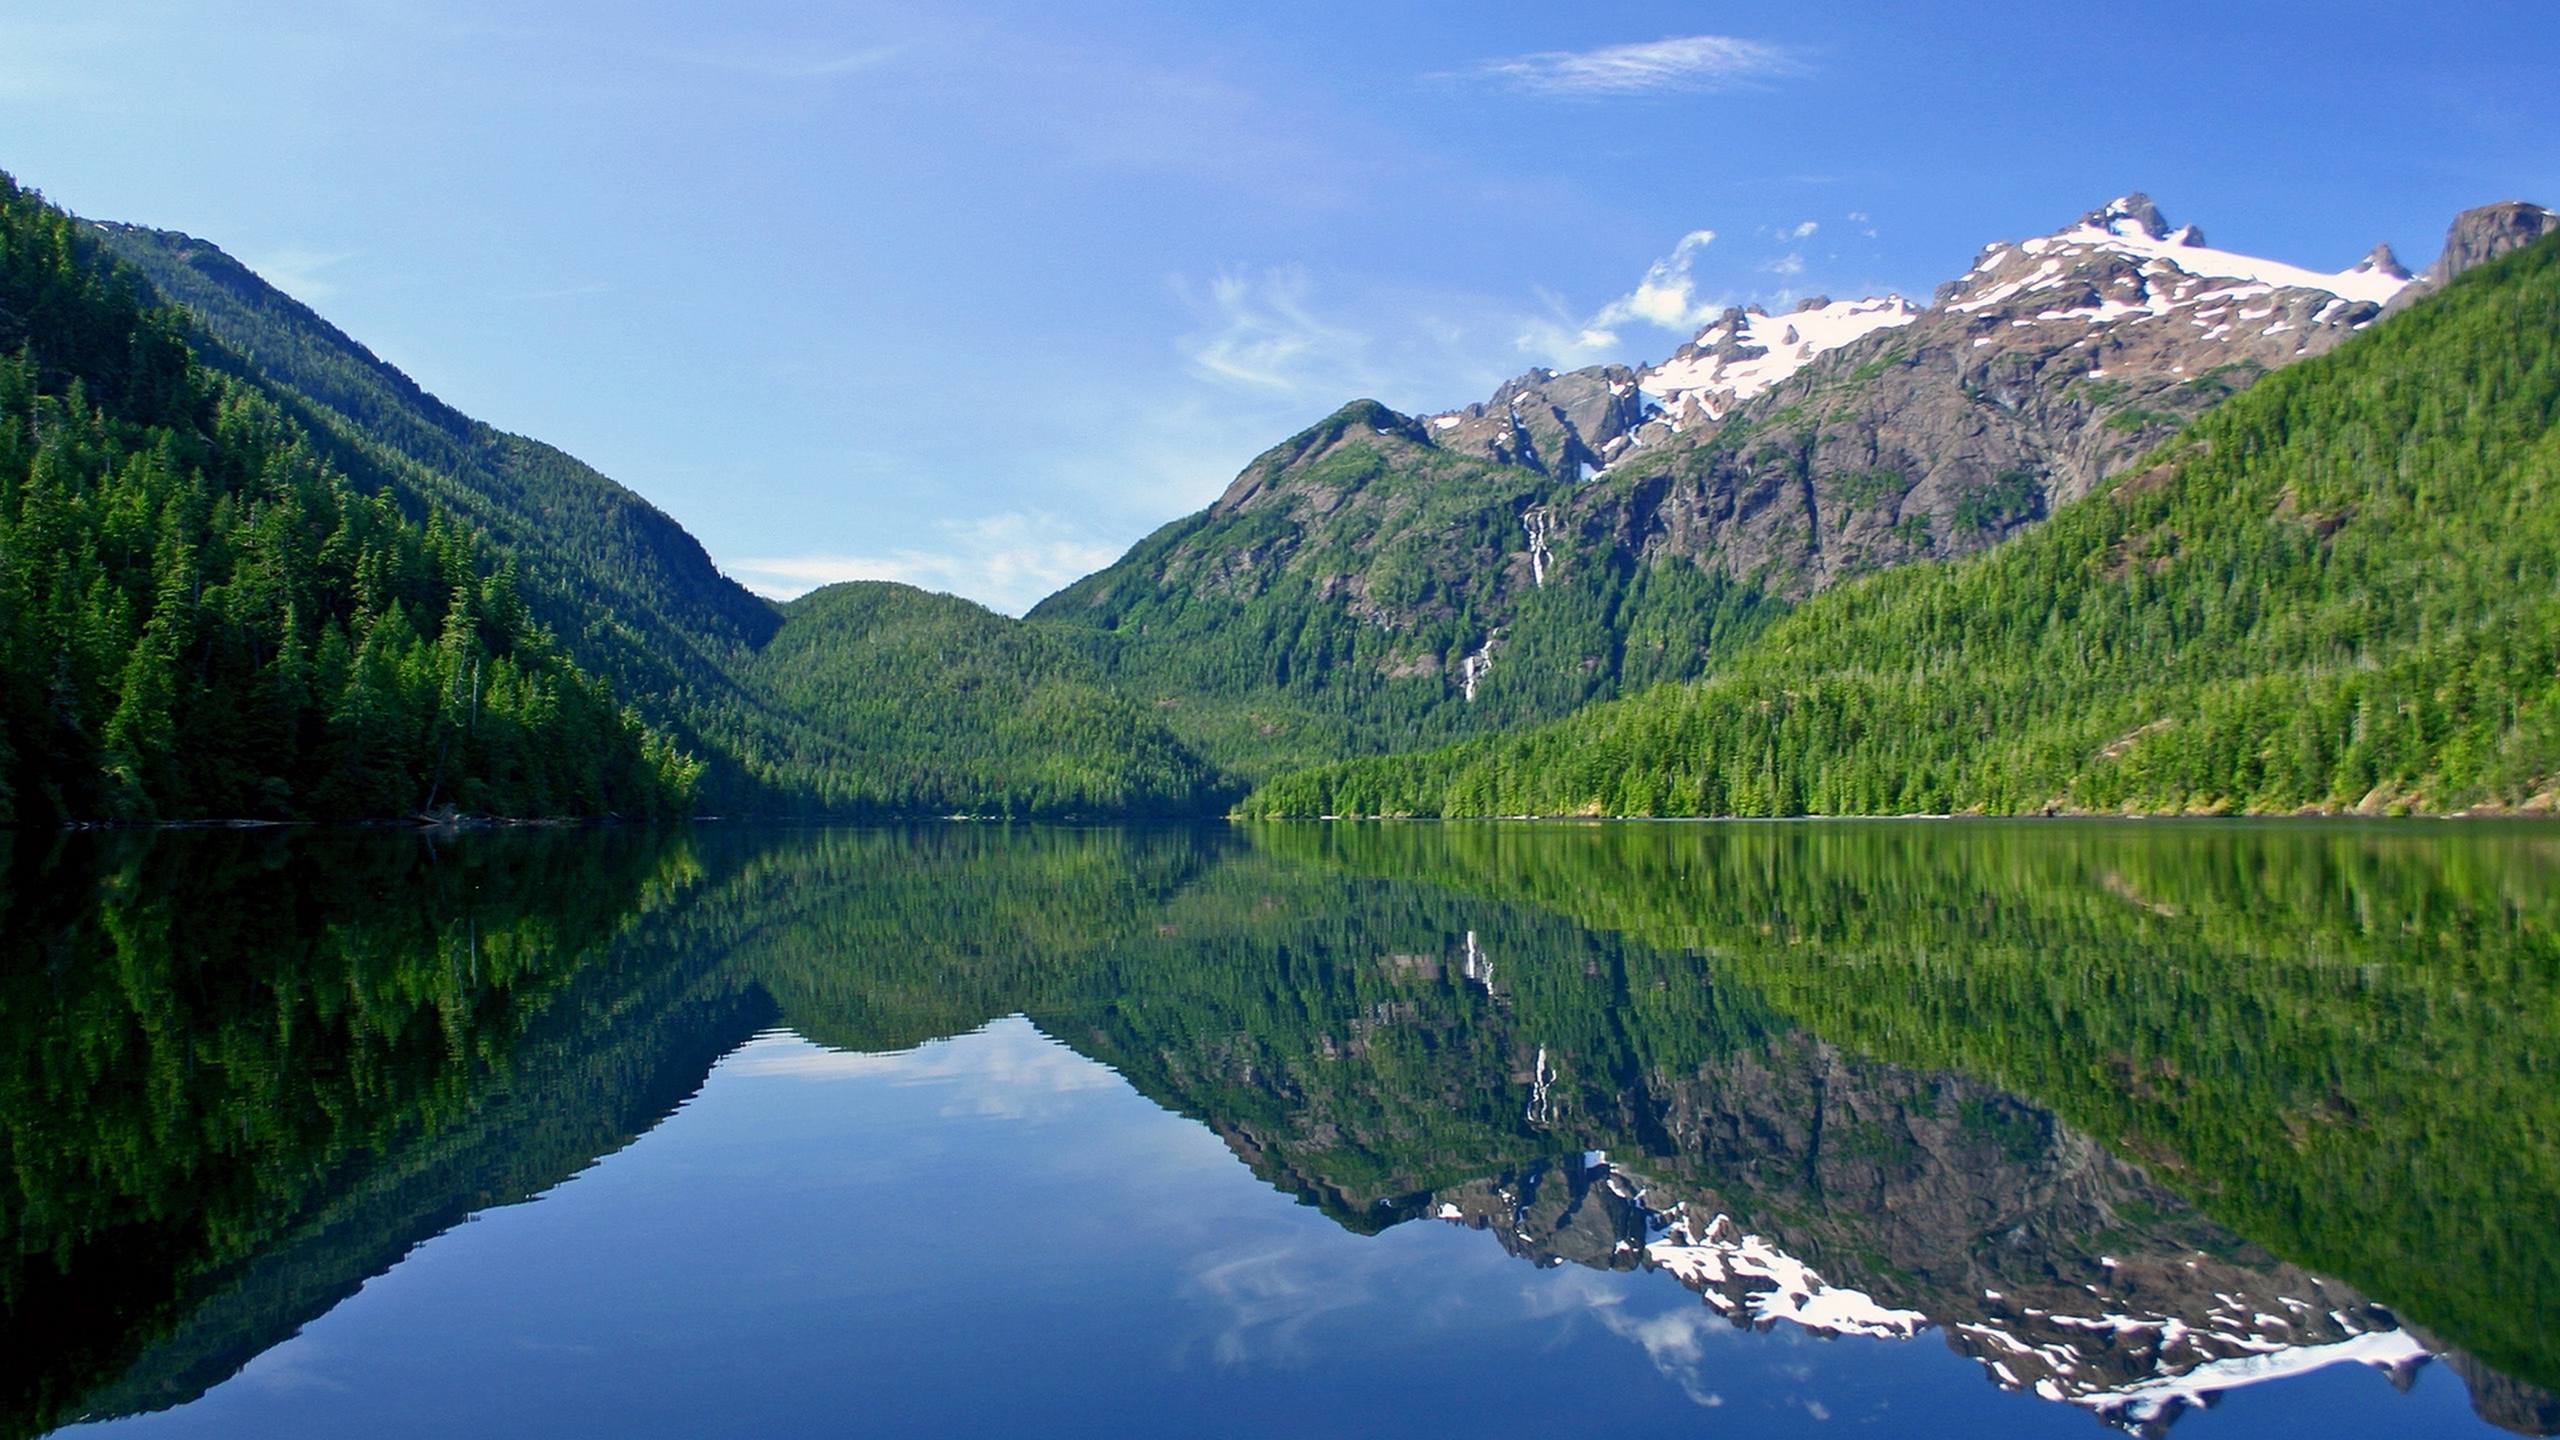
[2, 819, 2553, 1438]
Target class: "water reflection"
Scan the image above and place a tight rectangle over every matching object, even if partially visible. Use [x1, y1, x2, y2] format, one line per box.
[3, 821, 2552, 1437]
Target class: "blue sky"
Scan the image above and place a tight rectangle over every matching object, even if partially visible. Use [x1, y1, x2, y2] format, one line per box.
[6, 1, 2553, 611]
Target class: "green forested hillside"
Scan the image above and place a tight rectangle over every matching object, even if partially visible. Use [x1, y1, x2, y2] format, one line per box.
[0, 176, 697, 822]
[50, 171, 2560, 822]
[0, 827, 735, 1437]
[740, 582, 1229, 816]
[86, 220, 831, 807]
[1031, 400, 1781, 780]
[82, 212, 1238, 818]
[1245, 234, 2560, 818]
[1260, 819, 2560, 1388]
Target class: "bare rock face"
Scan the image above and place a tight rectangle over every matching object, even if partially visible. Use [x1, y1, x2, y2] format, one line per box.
[2357, 242, 2414, 282]
[2386, 200, 2560, 314]
[1426, 365, 1646, 478]
[2426, 200, 2560, 286]
[2078, 191, 2181, 242]
[1564, 192, 2416, 597]
[1127, 190, 2447, 613]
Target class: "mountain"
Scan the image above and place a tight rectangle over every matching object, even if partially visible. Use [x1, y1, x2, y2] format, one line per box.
[1033, 399, 1780, 778]
[1042, 195, 2540, 782]
[2396, 199, 2560, 301]
[84, 219, 820, 806]
[73, 205, 1217, 818]
[0, 175, 696, 822]
[739, 582, 1229, 816]
[19, 823, 2557, 1434]
[1240, 226, 2560, 818]
[47, 178, 2554, 817]
[1256, 820, 2560, 1415]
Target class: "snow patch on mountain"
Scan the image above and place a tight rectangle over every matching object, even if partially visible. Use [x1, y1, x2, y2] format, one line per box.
[1645, 1209, 1929, 1340]
[1948, 193, 2414, 318]
[1639, 296, 1920, 421]
[2072, 1328, 2429, 1428]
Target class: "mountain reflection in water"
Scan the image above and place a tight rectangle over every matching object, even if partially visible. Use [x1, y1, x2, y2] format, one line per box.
[3, 820, 2552, 1438]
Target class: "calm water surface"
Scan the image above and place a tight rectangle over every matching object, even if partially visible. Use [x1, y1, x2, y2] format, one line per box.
[3, 821, 2553, 1437]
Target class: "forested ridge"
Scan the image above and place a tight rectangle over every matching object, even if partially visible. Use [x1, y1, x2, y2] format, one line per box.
[87, 211, 1241, 818]
[65, 189, 1217, 819]
[739, 582, 1231, 816]
[31, 165, 2560, 821]
[0, 175, 698, 822]
[1264, 819, 2560, 1389]
[88, 219, 822, 809]
[1029, 400, 1784, 782]
[16, 823, 2553, 1429]
[1244, 234, 2560, 818]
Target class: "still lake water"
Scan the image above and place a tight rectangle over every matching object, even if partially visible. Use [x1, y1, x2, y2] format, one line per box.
[3, 820, 2554, 1438]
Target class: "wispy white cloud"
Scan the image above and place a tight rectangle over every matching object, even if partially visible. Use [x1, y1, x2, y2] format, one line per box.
[1763, 252, 1805, 276]
[1514, 227, 1724, 364]
[240, 247, 357, 304]
[1171, 264, 1513, 415]
[1176, 265, 1372, 397]
[1467, 35, 1803, 98]
[1183, 1242, 1378, 1367]
[726, 510, 1124, 615]
[1788, 219, 1820, 239]
[1525, 1270, 1730, 1408]
[236, 1339, 354, 1396]
[1594, 228, 1721, 329]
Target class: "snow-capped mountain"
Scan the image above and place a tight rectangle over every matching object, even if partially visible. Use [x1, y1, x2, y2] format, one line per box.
[1421, 192, 2460, 496]
[1032, 192, 2556, 752]
[1949, 193, 2411, 318]
[1431, 1153, 2463, 1437]
[1638, 294, 1922, 426]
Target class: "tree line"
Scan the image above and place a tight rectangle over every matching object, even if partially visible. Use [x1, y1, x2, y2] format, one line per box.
[0, 174, 698, 822]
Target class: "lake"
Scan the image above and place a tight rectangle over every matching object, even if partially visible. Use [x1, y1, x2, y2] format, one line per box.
[4, 820, 2554, 1438]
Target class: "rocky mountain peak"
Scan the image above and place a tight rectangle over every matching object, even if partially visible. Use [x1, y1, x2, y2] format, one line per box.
[2081, 193, 2176, 242]
[2380, 199, 2554, 316]
[1702, 307, 1769, 360]
[2425, 200, 2560, 286]
[2069, 193, 2211, 248]
[1208, 398, 1427, 515]
[1935, 193, 2411, 341]
[1424, 365, 1644, 480]
[1488, 367, 1559, 408]
[2355, 242, 2412, 281]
